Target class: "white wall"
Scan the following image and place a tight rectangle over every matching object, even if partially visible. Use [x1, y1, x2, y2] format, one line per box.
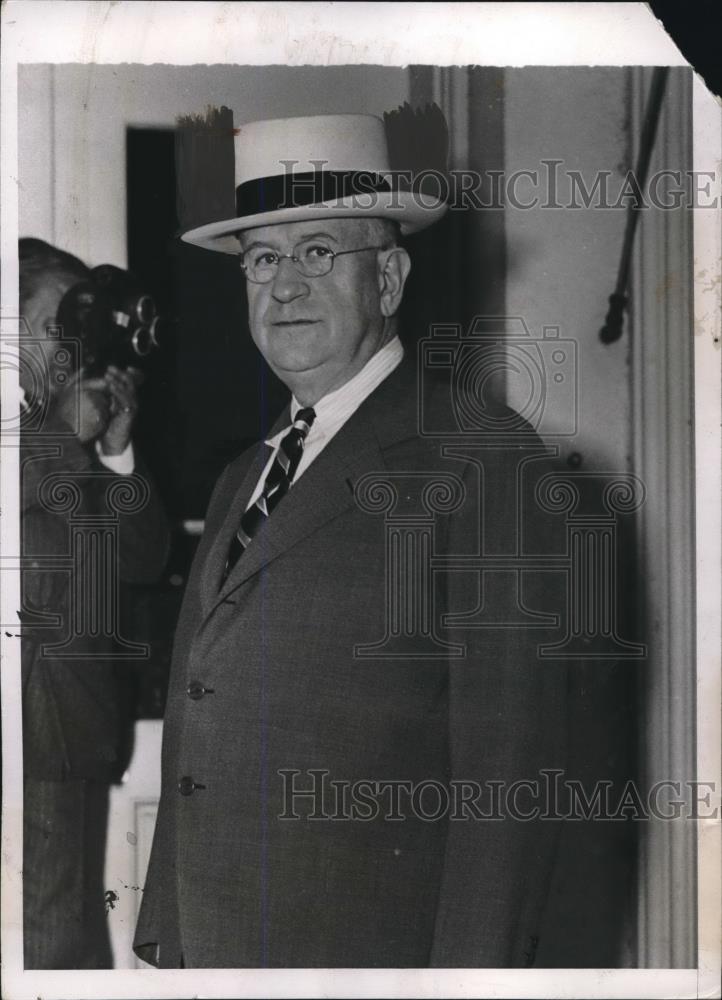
[18, 64, 411, 268]
[504, 68, 631, 471]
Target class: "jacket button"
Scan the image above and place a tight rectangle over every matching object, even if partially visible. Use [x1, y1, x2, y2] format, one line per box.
[178, 776, 196, 796]
[186, 680, 208, 700]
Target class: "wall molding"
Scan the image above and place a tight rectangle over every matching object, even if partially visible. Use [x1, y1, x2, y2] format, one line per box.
[629, 66, 696, 969]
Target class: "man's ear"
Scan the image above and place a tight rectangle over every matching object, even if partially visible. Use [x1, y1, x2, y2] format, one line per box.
[378, 247, 411, 318]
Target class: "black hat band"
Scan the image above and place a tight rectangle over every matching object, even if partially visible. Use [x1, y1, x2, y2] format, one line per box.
[235, 170, 392, 218]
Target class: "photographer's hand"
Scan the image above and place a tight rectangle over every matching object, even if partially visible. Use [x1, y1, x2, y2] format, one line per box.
[55, 374, 112, 443]
[100, 365, 140, 456]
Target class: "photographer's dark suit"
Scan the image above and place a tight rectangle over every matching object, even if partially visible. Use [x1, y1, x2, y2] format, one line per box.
[135, 357, 576, 968]
[22, 412, 168, 968]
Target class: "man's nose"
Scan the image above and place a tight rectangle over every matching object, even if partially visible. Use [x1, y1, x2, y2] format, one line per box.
[270, 257, 310, 303]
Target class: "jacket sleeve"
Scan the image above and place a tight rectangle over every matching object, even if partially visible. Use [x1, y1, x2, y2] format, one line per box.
[20, 425, 98, 640]
[21, 418, 170, 592]
[430, 447, 569, 967]
[112, 452, 171, 585]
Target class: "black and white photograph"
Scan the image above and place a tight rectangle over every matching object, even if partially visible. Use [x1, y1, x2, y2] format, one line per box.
[1, 3, 720, 998]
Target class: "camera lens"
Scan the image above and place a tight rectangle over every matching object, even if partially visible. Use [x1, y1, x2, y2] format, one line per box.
[135, 294, 156, 324]
[148, 315, 164, 348]
[131, 327, 153, 357]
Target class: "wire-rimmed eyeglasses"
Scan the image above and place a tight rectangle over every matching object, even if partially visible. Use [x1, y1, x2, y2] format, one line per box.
[239, 240, 387, 284]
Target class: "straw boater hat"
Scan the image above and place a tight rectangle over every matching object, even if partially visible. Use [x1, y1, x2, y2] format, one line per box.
[181, 113, 448, 254]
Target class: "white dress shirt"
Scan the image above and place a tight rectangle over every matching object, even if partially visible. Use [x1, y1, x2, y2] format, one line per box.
[95, 440, 134, 475]
[247, 336, 404, 509]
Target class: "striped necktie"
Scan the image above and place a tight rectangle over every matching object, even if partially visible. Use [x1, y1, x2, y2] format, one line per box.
[222, 406, 316, 583]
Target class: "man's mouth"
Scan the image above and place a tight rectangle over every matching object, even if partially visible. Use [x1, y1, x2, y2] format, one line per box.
[271, 319, 318, 327]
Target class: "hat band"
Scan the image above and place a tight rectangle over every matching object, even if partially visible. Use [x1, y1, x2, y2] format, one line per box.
[235, 170, 391, 218]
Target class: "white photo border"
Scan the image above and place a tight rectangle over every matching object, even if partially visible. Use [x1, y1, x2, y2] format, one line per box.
[1, 3, 719, 998]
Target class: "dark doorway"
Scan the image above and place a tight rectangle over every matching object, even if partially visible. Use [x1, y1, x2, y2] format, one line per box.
[125, 125, 288, 521]
[123, 126, 288, 718]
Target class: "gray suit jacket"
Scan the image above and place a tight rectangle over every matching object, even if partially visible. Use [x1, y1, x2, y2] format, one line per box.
[21, 415, 169, 781]
[134, 357, 570, 967]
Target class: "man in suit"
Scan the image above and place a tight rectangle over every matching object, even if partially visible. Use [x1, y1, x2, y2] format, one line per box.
[134, 113, 574, 968]
[20, 239, 169, 967]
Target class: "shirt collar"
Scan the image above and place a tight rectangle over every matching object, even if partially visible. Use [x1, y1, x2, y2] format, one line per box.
[265, 336, 404, 447]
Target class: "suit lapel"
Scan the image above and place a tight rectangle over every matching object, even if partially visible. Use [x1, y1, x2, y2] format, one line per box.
[210, 415, 386, 610]
[199, 441, 272, 615]
[201, 356, 419, 618]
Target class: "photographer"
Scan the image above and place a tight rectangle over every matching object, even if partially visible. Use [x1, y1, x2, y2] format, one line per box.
[19, 238, 169, 968]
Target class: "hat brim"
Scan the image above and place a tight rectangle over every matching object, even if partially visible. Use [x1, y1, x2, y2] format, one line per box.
[181, 192, 448, 254]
